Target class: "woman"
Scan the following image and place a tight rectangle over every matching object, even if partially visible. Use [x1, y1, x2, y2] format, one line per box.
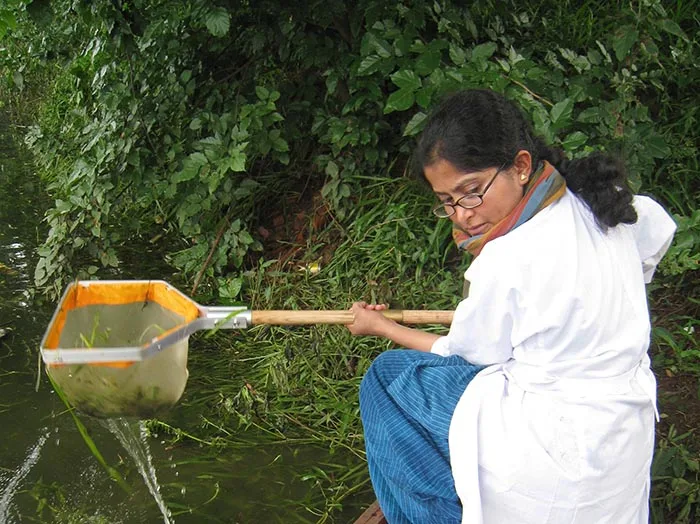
[347, 89, 676, 524]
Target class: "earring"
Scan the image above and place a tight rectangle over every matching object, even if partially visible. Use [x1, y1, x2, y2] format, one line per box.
[520, 174, 527, 180]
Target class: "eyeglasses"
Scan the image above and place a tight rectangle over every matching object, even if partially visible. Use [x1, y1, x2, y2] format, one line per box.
[431, 164, 506, 219]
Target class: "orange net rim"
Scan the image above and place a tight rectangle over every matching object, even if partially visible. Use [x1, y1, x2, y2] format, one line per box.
[42, 280, 200, 369]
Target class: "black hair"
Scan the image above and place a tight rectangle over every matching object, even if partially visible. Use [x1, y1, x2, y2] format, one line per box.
[414, 89, 637, 229]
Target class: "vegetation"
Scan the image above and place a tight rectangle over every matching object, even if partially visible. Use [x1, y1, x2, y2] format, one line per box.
[1, 0, 698, 521]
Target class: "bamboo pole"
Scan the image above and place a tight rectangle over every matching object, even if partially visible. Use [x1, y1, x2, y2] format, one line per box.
[251, 310, 453, 326]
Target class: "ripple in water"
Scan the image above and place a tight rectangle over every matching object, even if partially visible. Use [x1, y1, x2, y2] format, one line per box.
[0, 432, 48, 523]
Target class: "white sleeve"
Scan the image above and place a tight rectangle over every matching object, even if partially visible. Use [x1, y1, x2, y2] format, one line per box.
[631, 196, 677, 283]
[431, 254, 518, 365]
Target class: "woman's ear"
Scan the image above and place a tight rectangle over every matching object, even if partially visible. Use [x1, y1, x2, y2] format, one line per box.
[513, 150, 533, 186]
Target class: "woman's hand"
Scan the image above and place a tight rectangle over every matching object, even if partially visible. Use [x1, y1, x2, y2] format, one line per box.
[347, 301, 395, 337]
[346, 301, 442, 351]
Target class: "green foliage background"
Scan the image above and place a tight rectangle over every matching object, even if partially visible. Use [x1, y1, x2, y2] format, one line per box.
[1, 0, 698, 521]
[2, 0, 697, 297]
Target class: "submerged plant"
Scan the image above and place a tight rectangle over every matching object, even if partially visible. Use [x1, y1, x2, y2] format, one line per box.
[45, 372, 131, 493]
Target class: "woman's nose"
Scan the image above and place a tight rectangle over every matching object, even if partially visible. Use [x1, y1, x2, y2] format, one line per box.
[451, 205, 474, 227]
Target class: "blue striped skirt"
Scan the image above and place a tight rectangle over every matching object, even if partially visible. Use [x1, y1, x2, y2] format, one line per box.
[359, 349, 483, 523]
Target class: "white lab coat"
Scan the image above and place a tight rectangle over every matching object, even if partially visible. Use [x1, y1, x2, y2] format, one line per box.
[431, 190, 676, 523]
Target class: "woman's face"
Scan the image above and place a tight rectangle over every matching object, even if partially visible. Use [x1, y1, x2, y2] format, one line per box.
[423, 151, 532, 237]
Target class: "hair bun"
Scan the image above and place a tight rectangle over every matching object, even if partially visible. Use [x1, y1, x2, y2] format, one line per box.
[566, 153, 637, 229]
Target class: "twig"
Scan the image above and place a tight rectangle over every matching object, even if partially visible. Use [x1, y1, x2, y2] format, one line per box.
[509, 78, 554, 107]
[35, 351, 41, 392]
[191, 216, 230, 296]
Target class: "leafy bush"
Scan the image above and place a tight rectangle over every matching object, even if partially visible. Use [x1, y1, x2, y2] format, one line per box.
[1, 0, 697, 298]
[652, 425, 700, 524]
[660, 210, 700, 277]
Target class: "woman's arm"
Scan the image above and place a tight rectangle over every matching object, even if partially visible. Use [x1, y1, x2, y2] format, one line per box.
[346, 302, 440, 352]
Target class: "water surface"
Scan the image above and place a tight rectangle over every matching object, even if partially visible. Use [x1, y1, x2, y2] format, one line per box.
[0, 118, 369, 523]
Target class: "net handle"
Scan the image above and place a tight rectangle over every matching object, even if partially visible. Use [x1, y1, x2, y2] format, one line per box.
[250, 310, 453, 326]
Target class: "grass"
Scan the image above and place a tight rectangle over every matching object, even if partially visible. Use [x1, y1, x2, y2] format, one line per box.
[137, 174, 464, 519]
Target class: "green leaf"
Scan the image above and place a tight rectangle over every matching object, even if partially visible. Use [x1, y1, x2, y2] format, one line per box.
[656, 19, 688, 41]
[471, 42, 497, 62]
[560, 131, 588, 151]
[612, 26, 638, 61]
[271, 135, 289, 152]
[230, 151, 246, 172]
[0, 10, 16, 38]
[596, 40, 613, 63]
[449, 43, 466, 66]
[12, 70, 23, 90]
[646, 134, 671, 158]
[255, 86, 270, 101]
[175, 152, 208, 182]
[239, 230, 254, 244]
[390, 69, 421, 91]
[403, 112, 427, 136]
[205, 7, 230, 37]
[384, 88, 415, 114]
[532, 109, 553, 143]
[415, 50, 441, 76]
[367, 33, 392, 58]
[325, 161, 339, 178]
[577, 107, 601, 124]
[127, 149, 140, 167]
[415, 86, 434, 109]
[671, 455, 686, 478]
[326, 74, 338, 94]
[218, 277, 242, 299]
[55, 199, 71, 213]
[550, 98, 574, 128]
[34, 259, 46, 285]
[357, 55, 383, 76]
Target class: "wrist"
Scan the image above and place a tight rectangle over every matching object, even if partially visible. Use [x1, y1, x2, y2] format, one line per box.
[375, 317, 398, 338]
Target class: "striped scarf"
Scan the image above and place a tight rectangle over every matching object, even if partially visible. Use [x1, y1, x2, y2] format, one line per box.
[453, 161, 566, 256]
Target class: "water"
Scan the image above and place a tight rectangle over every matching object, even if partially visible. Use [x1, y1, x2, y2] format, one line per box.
[0, 431, 49, 523]
[0, 116, 371, 522]
[103, 419, 172, 523]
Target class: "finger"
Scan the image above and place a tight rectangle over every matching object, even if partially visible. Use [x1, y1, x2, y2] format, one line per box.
[367, 303, 388, 311]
